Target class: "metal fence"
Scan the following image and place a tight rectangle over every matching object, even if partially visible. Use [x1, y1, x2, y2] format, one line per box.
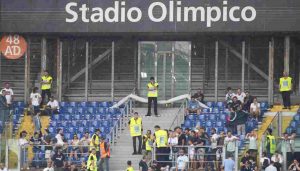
[151, 144, 239, 171]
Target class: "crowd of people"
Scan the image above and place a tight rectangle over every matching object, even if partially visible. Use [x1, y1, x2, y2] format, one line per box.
[18, 126, 110, 171]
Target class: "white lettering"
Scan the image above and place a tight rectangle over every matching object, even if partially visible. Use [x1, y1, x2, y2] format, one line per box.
[79, 4, 89, 22]
[90, 8, 104, 22]
[222, 1, 228, 21]
[148, 2, 167, 22]
[241, 6, 256, 22]
[183, 6, 205, 22]
[105, 1, 119, 22]
[229, 6, 240, 22]
[65, 2, 78, 23]
[207, 7, 221, 27]
[127, 7, 142, 22]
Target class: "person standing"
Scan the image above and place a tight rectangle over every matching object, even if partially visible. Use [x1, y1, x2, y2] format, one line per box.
[90, 129, 101, 159]
[126, 161, 134, 171]
[154, 125, 168, 168]
[0, 90, 9, 124]
[41, 70, 53, 106]
[87, 148, 97, 171]
[222, 154, 235, 171]
[51, 149, 65, 171]
[146, 77, 159, 117]
[99, 137, 110, 171]
[265, 128, 276, 158]
[1, 82, 14, 109]
[129, 112, 143, 155]
[279, 71, 292, 110]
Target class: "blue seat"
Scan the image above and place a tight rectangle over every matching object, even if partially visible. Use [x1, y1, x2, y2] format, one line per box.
[290, 121, 297, 128]
[89, 101, 99, 107]
[99, 127, 105, 133]
[77, 107, 86, 114]
[216, 102, 224, 109]
[66, 107, 76, 114]
[87, 107, 96, 114]
[188, 115, 196, 121]
[206, 102, 214, 108]
[71, 120, 77, 127]
[48, 127, 54, 134]
[61, 121, 69, 127]
[95, 115, 101, 120]
[102, 120, 110, 127]
[260, 102, 269, 110]
[216, 121, 223, 127]
[53, 115, 60, 121]
[85, 114, 92, 120]
[206, 121, 212, 127]
[89, 127, 95, 133]
[286, 127, 293, 134]
[294, 114, 300, 122]
[98, 108, 107, 114]
[82, 120, 89, 127]
[213, 108, 219, 113]
[209, 114, 216, 121]
[69, 127, 75, 134]
[108, 108, 117, 115]
[60, 102, 69, 108]
[64, 133, 71, 140]
[79, 102, 88, 107]
[16, 101, 25, 108]
[78, 127, 85, 133]
[202, 108, 209, 113]
[198, 114, 205, 121]
[74, 114, 80, 120]
[104, 127, 110, 134]
[91, 120, 99, 127]
[184, 120, 191, 127]
[69, 102, 77, 107]
[219, 114, 227, 121]
[64, 114, 71, 120]
[51, 121, 57, 127]
[99, 102, 109, 108]
[217, 127, 224, 132]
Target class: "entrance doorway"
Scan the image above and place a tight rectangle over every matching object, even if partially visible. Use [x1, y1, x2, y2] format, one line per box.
[138, 41, 191, 100]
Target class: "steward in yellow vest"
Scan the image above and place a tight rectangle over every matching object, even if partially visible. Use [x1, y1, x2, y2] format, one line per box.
[154, 125, 168, 167]
[142, 130, 153, 155]
[87, 148, 97, 171]
[279, 72, 293, 110]
[129, 112, 143, 155]
[146, 77, 159, 117]
[90, 128, 101, 159]
[41, 70, 53, 105]
[265, 128, 276, 157]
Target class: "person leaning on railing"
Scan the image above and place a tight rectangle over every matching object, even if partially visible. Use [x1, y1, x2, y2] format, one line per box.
[154, 125, 168, 169]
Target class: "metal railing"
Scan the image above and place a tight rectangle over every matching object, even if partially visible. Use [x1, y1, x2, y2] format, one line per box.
[151, 143, 240, 171]
[168, 100, 187, 131]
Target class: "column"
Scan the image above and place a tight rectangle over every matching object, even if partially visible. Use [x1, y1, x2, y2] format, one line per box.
[111, 41, 115, 101]
[268, 38, 274, 105]
[215, 41, 219, 102]
[85, 41, 89, 101]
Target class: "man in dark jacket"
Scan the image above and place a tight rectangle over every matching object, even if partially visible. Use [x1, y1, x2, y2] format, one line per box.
[51, 149, 65, 171]
[0, 90, 9, 126]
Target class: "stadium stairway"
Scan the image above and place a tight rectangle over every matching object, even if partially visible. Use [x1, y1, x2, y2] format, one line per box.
[17, 113, 51, 162]
[110, 107, 179, 171]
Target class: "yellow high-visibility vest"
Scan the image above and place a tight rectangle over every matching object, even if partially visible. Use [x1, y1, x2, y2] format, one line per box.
[90, 134, 100, 151]
[155, 130, 168, 148]
[266, 135, 276, 154]
[87, 153, 97, 171]
[147, 82, 158, 97]
[127, 166, 134, 171]
[279, 77, 292, 92]
[143, 135, 152, 151]
[41, 76, 52, 90]
[130, 117, 142, 137]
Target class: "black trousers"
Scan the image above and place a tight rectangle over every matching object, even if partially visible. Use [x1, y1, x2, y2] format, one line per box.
[41, 89, 51, 105]
[281, 91, 291, 108]
[132, 135, 142, 153]
[147, 97, 158, 115]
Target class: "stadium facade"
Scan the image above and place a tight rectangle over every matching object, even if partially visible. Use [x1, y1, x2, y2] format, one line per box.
[0, 0, 300, 104]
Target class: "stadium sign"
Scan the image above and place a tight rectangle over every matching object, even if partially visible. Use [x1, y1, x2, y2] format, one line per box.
[0, 35, 27, 59]
[1, 0, 300, 33]
[65, 1, 256, 28]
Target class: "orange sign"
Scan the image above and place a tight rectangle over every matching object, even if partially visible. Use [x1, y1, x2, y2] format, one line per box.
[0, 35, 27, 59]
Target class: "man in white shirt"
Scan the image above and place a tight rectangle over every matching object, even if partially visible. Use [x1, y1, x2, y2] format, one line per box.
[234, 88, 246, 103]
[46, 96, 59, 115]
[176, 149, 189, 171]
[224, 131, 238, 159]
[265, 161, 277, 171]
[1, 82, 14, 107]
[55, 128, 64, 147]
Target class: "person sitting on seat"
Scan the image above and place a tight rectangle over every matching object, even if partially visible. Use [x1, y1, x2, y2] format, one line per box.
[45, 96, 59, 115]
[185, 96, 201, 115]
[250, 97, 260, 120]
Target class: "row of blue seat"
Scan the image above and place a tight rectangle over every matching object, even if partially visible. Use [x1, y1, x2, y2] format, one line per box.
[205, 101, 269, 110]
[59, 107, 122, 115]
[186, 113, 228, 121]
[59, 101, 118, 108]
[48, 125, 111, 135]
[50, 119, 116, 128]
[51, 113, 121, 121]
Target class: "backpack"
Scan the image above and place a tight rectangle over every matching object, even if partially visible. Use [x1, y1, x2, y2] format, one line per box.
[262, 158, 269, 169]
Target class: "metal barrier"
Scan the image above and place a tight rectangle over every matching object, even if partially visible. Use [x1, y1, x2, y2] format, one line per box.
[151, 144, 239, 171]
[19, 144, 95, 169]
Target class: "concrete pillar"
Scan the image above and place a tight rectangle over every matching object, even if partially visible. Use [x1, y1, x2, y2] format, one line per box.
[24, 38, 31, 102]
[268, 39, 274, 105]
[284, 36, 290, 74]
[111, 41, 115, 101]
[56, 39, 62, 101]
[85, 41, 89, 101]
[41, 37, 47, 71]
[215, 41, 219, 102]
[242, 41, 246, 91]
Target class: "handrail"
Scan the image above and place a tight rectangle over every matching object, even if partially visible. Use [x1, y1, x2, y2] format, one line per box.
[168, 101, 186, 131]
